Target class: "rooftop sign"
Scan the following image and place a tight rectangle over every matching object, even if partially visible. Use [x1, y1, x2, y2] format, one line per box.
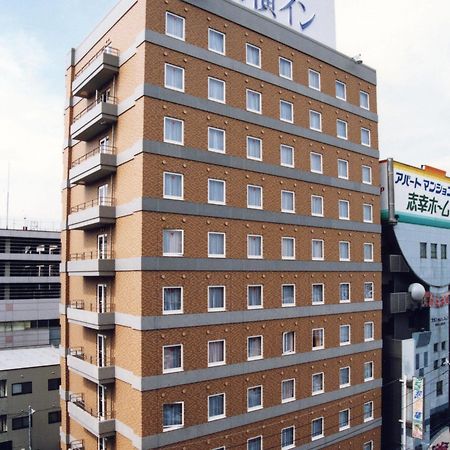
[229, 0, 336, 48]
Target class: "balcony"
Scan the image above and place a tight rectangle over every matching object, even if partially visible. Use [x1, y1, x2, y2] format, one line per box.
[67, 300, 115, 330]
[68, 198, 116, 230]
[71, 97, 118, 142]
[69, 441, 84, 450]
[72, 47, 119, 98]
[67, 251, 115, 277]
[68, 394, 115, 437]
[67, 348, 115, 384]
[69, 146, 116, 185]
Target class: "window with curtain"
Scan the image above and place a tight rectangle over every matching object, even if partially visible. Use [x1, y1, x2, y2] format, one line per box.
[312, 240, 324, 260]
[364, 322, 374, 341]
[363, 401, 373, 421]
[281, 379, 295, 402]
[311, 195, 323, 216]
[281, 191, 295, 213]
[208, 179, 225, 204]
[338, 200, 350, 220]
[339, 366, 350, 387]
[247, 436, 262, 450]
[340, 325, 351, 345]
[282, 331, 295, 354]
[247, 235, 262, 258]
[280, 145, 294, 167]
[208, 286, 225, 311]
[339, 409, 350, 430]
[163, 403, 183, 430]
[163, 229, 183, 256]
[246, 89, 262, 113]
[309, 110, 322, 131]
[163, 345, 182, 373]
[335, 81, 346, 100]
[208, 232, 225, 257]
[208, 127, 225, 153]
[360, 91, 370, 109]
[279, 57, 292, 79]
[282, 285, 295, 306]
[339, 241, 350, 261]
[338, 159, 349, 179]
[247, 136, 262, 160]
[310, 152, 323, 173]
[163, 172, 183, 199]
[246, 44, 261, 67]
[208, 340, 225, 366]
[312, 328, 324, 349]
[164, 117, 184, 145]
[308, 69, 321, 90]
[364, 243, 374, 261]
[208, 77, 226, 103]
[337, 119, 348, 139]
[280, 100, 293, 123]
[163, 287, 182, 313]
[362, 165, 372, 184]
[311, 417, 324, 440]
[282, 237, 295, 260]
[281, 426, 295, 449]
[247, 185, 262, 208]
[165, 12, 185, 40]
[363, 204, 373, 223]
[248, 285, 262, 308]
[361, 127, 371, 146]
[208, 28, 225, 54]
[339, 283, 350, 302]
[312, 372, 324, 394]
[364, 361, 374, 380]
[364, 282, 374, 300]
[312, 284, 324, 304]
[247, 336, 262, 360]
[164, 64, 184, 91]
[208, 393, 225, 420]
[247, 386, 262, 410]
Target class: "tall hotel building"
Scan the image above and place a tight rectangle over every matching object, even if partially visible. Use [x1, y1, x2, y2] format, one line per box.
[61, 1, 382, 449]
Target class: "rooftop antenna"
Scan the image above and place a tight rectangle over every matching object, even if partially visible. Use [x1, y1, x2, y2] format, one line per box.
[6, 162, 10, 229]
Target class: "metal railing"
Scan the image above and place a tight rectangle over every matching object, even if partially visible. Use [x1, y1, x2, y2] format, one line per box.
[70, 393, 113, 420]
[71, 145, 116, 168]
[70, 197, 115, 213]
[70, 440, 84, 450]
[0, 217, 60, 232]
[74, 46, 119, 79]
[72, 95, 117, 124]
[70, 300, 114, 313]
[69, 250, 114, 261]
[70, 347, 114, 367]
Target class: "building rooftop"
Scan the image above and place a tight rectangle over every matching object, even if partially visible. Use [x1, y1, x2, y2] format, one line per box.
[0, 346, 60, 371]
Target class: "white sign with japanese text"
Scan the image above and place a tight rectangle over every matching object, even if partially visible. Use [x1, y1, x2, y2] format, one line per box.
[229, 0, 336, 48]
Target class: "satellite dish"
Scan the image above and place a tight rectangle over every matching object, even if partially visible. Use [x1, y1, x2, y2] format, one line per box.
[409, 283, 426, 301]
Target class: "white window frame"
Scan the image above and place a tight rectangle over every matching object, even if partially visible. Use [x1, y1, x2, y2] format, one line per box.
[312, 372, 324, 395]
[338, 200, 350, 220]
[246, 136, 263, 161]
[165, 12, 185, 41]
[363, 441, 374, 450]
[364, 361, 374, 381]
[208, 127, 226, 153]
[162, 402, 184, 431]
[309, 110, 322, 132]
[339, 366, 351, 388]
[208, 393, 226, 421]
[311, 239, 324, 261]
[246, 43, 261, 68]
[247, 185, 263, 209]
[340, 324, 351, 346]
[310, 152, 323, 174]
[247, 335, 263, 360]
[281, 237, 295, 260]
[208, 178, 226, 205]
[311, 417, 324, 441]
[164, 117, 184, 145]
[335, 80, 347, 100]
[162, 344, 183, 373]
[361, 127, 371, 147]
[363, 401, 374, 422]
[281, 425, 295, 449]
[281, 284, 295, 307]
[208, 28, 226, 55]
[308, 69, 321, 91]
[208, 286, 226, 312]
[364, 282, 374, 301]
[247, 385, 263, 411]
[281, 190, 295, 213]
[311, 195, 324, 217]
[281, 378, 296, 403]
[362, 165, 373, 184]
[282, 331, 295, 355]
[339, 408, 350, 431]
[280, 100, 294, 123]
[208, 232, 226, 258]
[163, 172, 184, 200]
[208, 339, 226, 367]
[337, 159, 349, 179]
[164, 63, 185, 92]
[247, 436, 263, 450]
[312, 283, 324, 305]
[279, 56, 293, 80]
[339, 282, 351, 303]
[162, 229, 184, 257]
[162, 286, 183, 315]
[246, 89, 262, 114]
[360, 90, 370, 110]
[208, 77, 226, 104]
[312, 328, 324, 350]
[280, 144, 294, 168]
[336, 119, 348, 140]
[247, 284, 263, 309]
[363, 203, 373, 223]
[364, 243, 374, 262]
[364, 321, 374, 342]
[339, 241, 351, 262]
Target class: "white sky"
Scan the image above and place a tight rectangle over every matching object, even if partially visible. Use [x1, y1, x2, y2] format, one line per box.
[1, 0, 450, 222]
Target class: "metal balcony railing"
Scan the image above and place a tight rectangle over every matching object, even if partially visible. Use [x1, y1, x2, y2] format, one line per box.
[71, 145, 116, 168]
[70, 300, 114, 313]
[70, 393, 114, 420]
[72, 96, 117, 124]
[74, 46, 119, 80]
[70, 197, 115, 213]
[70, 440, 84, 450]
[70, 348, 114, 367]
[69, 250, 114, 261]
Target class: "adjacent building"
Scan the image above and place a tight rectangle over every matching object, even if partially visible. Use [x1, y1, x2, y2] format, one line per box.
[61, 1, 382, 449]
[381, 159, 450, 449]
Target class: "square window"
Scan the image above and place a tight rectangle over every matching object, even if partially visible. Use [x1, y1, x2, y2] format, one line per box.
[248, 436, 262, 450]
[364, 243, 374, 262]
[164, 117, 184, 145]
[339, 283, 350, 302]
[163, 172, 183, 200]
[165, 12, 185, 40]
[340, 325, 351, 346]
[311, 195, 324, 217]
[246, 89, 262, 114]
[208, 127, 226, 153]
[282, 331, 295, 355]
[247, 234, 262, 256]
[442, 244, 447, 259]
[339, 366, 350, 387]
[164, 64, 184, 92]
[362, 165, 372, 184]
[337, 120, 348, 139]
[281, 425, 295, 449]
[282, 237, 295, 260]
[280, 100, 294, 123]
[312, 372, 324, 395]
[312, 284, 324, 304]
[431, 243, 438, 259]
[247, 336, 263, 360]
[208, 393, 225, 421]
[339, 200, 350, 220]
[280, 145, 294, 167]
[310, 152, 323, 174]
[281, 191, 295, 213]
[208, 286, 225, 311]
[208, 77, 226, 103]
[339, 241, 350, 261]
[312, 239, 324, 260]
[208, 179, 226, 205]
[279, 57, 293, 79]
[361, 128, 371, 147]
[312, 328, 324, 350]
[420, 242, 427, 258]
[336, 81, 346, 100]
[208, 232, 226, 258]
[281, 379, 295, 403]
[247, 386, 263, 411]
[163, 287, 183, 314]
[247, 136, 262, 160]
[363, 401, 373, 421]
[363, 204, 373, 223]
[308, 69, 321, 90]
[364, 282, 374, 301]
[360, 91, 370, 110]
[208, 28, 225, 54]
[309, 110, 322, 131]
[208, 340, 226, 366]
[163, 229, 183, 256]
[311, 417, 324, 440]
[248, 285, 263, 309]
[163, 344, 183, 373]
[282, 284, 295, 307]
[247, 185, 263, 209]
[246, 44, 261, 68]
[339, 409, 350, 430]
[364, 322, 374, 341]
[364, 361, 374, 381]
[337, 159, 349, 179]
[163, 402, 183, 431]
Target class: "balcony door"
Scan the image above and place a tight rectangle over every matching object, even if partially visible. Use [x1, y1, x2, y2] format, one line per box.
[98, 384, 106, 419]
[97, 234, 108, 259]
[97, 334, 106, 367]
[98, 184, 109, 206]
[99, 136, 109, 153]
[97, 284, 107, 313]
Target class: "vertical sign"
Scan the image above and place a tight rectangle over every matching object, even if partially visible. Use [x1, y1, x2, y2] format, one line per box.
[412, 377, 424, 439]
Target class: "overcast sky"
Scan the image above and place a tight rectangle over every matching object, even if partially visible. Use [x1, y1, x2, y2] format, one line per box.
[0, 0, 449, 223]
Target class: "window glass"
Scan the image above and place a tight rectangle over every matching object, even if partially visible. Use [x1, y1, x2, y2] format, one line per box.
[336, 81, 346, 100]
[208, 127, 225, 153]
[248, 285, 263, 308]
[163, 287, 183, 313]
[282, 285, 295, 306]
[247, 336, 263, 360]
[337, 120, 348, 139]
[312, 240, 324, 260]
[164, 64, 184, 91]
[246, 89, 262, 113]
[208, 77, 226, 103]
[280, 100, 294, 123]
[208, 340, 225, 366]
[247, 185, 263, 209]
[308, 70, 321, 90]
[163, 345, 183, 373]
[164, 117, 184, 145]
[165, 12, 185, 40]
[247, 386, 262, 410]
[208, 179, 226, 205]
[163, 230, 183, 256]
[164, 172, 183, 200]
[362, 165, 372, 184]
[208, 394, 225, 420]
[247, 136, 262, 160]
[337, 159, 349, 179]
[310, 152, 323, 173]
[360, 91, 370, 109]
[361, 128, 371, 146]
[163, 403, 183, 430]
[280, 145, 294, 167]
[208, 286, 225, 311]
[339, 200, 350, 220]
[208, 29, 225, 54]
[311, 195, 323, 216]
[281, 379, 295, 402]
[246, 44, 261, 67]
[309, 110, 322, 131]
[279, 57, 292, 79]
[208, 233, 225, 257]
[282, 191, 295, 213]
